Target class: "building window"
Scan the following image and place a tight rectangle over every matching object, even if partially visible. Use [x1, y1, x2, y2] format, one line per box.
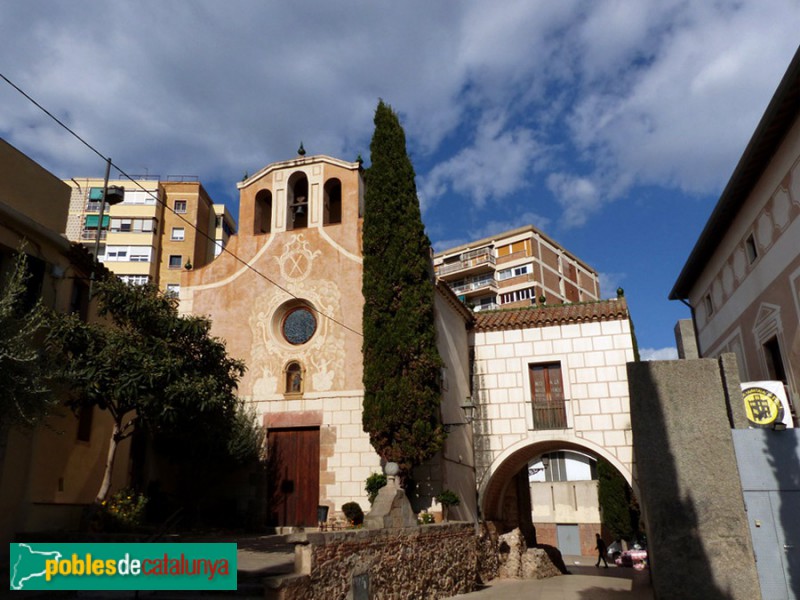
[284, 361, 304, 395]
[704, 294, 714, 317]
[166, 283, 180, 297]
[255, 190, 272, 234]
[529, 362, 567, 429]
[282, 306, 317, 345]
[76, 406, 93, 442]
[104, 246, 152, 262]
[763, 336, 788, 384]
[168, 255, 182, 269]
[110, 217, 155, 233]
[745, 234, 758, 264]
[323, 178, 342, 225]
[498, 264, 531, 281]
[174, 200, 187, 213]
[171, 227, 185, 241]
[500, 287, 535, 305]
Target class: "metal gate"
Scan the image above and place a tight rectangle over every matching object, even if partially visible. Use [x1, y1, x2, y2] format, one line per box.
[733, 429, 800, 599]
[557, 524, 581, 555]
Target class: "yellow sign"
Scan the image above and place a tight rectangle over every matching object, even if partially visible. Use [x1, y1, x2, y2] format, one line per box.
[742, 386, 783, 427]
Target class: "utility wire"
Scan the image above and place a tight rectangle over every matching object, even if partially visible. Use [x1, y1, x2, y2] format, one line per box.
[0, 72, 363, 338]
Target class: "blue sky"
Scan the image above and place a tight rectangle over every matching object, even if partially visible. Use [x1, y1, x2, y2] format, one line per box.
[1, 1, 798, 359]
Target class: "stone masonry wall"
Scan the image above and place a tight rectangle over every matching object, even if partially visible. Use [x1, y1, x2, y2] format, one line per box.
[272, 523, 479, 599]
[473, 317, 636, 485]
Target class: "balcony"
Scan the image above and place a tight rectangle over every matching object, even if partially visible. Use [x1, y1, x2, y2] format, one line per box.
[437, 247, 495, 278]
[81, 229, 107, 241]
[532, 400, 568, 430]
[472, 302, 499, 312]
[450, 274, 497, 297]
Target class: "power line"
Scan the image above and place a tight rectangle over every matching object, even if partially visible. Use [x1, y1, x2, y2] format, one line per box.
[0, 72, 363, 338]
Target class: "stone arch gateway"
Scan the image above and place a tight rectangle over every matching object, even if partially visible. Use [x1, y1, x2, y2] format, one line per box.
[470, 299, 638, 553]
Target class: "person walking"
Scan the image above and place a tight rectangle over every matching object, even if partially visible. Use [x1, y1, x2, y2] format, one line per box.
[595, 533, 609, 568]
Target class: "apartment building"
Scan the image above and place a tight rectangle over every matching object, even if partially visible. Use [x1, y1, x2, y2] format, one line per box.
[64, 177, 236, 295]
[213, 203, 236, 257]
[433, 225, 601, 312]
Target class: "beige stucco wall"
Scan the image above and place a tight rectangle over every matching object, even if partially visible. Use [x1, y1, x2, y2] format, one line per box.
[181, 156, 377, 515]
[0, 139, 131, 548]
[412, 288, 477, 521]
[530, 480, 600, 523]
[688, 114, 800, 405]
[0, 139, 69, 233]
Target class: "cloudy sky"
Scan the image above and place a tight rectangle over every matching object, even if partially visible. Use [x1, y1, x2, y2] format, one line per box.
[1, 1, 798, 358]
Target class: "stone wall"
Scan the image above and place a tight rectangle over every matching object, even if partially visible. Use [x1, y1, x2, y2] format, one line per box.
[628, 356, 762, 600]
[472, 312, 636, 490]
[267, 523, 481, 599]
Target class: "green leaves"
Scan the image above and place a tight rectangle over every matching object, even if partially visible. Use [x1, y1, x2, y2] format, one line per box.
[0, 250, 59, 430]
[361, 100, 444, 474]
[47, 276, 248, 455]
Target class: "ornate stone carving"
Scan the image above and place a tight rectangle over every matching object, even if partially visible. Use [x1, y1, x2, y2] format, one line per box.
[249, 234, 346, 399]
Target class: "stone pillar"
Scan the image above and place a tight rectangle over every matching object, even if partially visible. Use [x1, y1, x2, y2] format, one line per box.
[674, 319, 699, 360]
[364, 476, 417, 530]
[627, 356, 762, 600]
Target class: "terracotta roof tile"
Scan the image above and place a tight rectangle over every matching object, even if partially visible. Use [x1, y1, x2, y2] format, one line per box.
[474, 298, 629, 332]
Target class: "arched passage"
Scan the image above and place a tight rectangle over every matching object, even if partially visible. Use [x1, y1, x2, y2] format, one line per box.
[478, 435, 638, 553]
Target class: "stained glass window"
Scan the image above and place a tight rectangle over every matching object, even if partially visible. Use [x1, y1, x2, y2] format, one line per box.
[282, 307, 316, 345]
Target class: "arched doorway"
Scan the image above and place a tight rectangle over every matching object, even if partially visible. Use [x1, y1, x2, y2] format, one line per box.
[479, 437, 637, 555]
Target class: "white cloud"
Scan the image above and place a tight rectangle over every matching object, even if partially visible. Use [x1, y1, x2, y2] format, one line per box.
[420, 113, 543, 211]
[597, 271, 627, 300]
[639, 347, 679, 361]
[546, 173, 604, 229]
[431, 211, 551, 253]
[566, 0, 800, 196]
[0, 0, 797, 230]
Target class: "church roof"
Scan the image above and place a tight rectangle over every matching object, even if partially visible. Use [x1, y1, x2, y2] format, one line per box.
[474, 297, 628, 331]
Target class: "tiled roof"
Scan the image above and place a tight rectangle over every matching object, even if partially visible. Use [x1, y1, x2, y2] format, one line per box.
[474, 298, 629, 331]
[435, 279, 475, 325]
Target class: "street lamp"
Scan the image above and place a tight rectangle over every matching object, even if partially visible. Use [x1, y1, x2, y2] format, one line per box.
[529, 455, 550, 476]
[443, 397, 477, 432]
[89, 157, 124, 298]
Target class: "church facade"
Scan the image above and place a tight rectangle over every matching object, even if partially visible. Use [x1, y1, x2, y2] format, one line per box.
[181, 153, 476, 525]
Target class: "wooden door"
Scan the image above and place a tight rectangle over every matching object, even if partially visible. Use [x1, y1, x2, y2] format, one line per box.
[529, 363, 567, 429]
[267, 427, 320, 527]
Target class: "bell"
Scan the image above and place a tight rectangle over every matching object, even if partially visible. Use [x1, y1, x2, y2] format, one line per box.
[294, 204, 305, 216]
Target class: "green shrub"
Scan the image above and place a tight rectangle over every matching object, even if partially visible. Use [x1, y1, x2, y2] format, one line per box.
[435, 489, 459, 508]
[418, 511, 435, 524]
[365, 472, 387, 504]
[95, 489, 148, 532]
[342, 502, 364, 526]
[435, 489, 460, 521]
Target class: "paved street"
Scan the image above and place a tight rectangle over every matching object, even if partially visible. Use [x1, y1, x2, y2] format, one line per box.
[454, 556, 654, 600]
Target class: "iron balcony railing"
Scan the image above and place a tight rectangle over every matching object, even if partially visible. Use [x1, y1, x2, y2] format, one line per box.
[532, 400, 568, 430]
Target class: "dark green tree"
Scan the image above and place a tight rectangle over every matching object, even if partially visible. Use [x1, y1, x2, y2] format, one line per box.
[597, 458, 640, 540]
[0, 250, 60, 479]
[0, 250, 58, 430]
[46, 277, 248, 502]
[361, 100, 444, 474]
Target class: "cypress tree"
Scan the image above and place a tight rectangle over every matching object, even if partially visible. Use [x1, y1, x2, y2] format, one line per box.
[362, 100, 444, 474]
